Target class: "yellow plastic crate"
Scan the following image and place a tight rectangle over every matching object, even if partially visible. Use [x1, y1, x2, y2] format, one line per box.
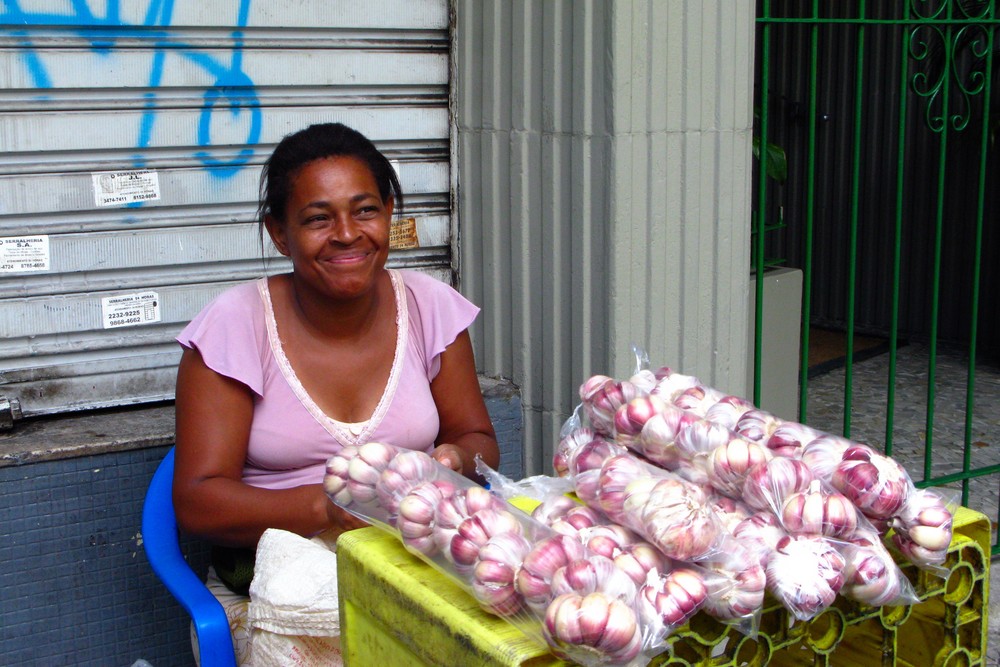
[337, 506, 991, 666]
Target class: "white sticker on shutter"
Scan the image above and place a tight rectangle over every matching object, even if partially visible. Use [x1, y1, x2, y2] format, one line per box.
[0, 235, 50, 273]
[101, 291, 162, 329]
[91, 170, 162, 207]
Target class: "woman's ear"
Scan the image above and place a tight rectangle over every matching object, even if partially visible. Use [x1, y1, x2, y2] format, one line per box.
[264, 214, 290, 256]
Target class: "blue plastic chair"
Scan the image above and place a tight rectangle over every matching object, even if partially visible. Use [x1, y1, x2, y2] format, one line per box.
[142, 447, 237, 667]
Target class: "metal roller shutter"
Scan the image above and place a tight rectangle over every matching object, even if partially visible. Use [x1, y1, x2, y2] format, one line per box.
[0, 1, 452, 424]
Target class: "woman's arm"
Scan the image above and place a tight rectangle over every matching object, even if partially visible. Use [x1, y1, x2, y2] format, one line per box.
[429, 330, 501, 480]
[172, 347, 366, 547]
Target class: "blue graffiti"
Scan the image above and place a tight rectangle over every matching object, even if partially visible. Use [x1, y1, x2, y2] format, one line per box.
[0, 0, 261, 178]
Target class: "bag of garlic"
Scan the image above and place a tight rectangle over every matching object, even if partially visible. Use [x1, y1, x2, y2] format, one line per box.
[552, 416, 765, 636]
[323, 441, 677, 666]
[569, 347, 948, 620]
[481, 462, 757, 643]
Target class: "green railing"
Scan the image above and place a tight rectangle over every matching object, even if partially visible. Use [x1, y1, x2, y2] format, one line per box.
[754, 0, 999, 555]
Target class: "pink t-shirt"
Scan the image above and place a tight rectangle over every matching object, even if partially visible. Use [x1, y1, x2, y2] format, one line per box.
[176, 269, 480, 490]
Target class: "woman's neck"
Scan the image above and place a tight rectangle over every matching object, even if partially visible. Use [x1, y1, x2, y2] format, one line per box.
[286, 271, 389, 341]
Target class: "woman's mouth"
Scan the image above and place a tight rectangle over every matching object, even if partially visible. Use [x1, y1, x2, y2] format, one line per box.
[323, 250, 371, 265]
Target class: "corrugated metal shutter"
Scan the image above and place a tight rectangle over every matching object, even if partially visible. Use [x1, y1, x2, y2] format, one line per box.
[0, 1, 451, 421]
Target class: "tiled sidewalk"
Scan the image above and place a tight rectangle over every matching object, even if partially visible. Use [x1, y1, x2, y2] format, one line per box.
[805, 343, 999, 666]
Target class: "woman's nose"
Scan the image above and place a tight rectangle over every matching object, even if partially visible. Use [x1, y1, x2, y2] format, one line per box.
[330, 216, 362, 243]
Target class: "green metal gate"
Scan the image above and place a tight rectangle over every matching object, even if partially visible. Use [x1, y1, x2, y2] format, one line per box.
[753, 0, 999, 555]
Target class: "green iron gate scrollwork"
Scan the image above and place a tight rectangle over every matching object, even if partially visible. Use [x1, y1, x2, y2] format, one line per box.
[754, 0, 1000, 555]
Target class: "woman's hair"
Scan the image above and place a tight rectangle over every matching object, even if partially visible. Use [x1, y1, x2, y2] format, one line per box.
[257, 123, 404, 229]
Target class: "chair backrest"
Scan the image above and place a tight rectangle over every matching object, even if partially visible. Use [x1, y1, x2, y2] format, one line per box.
[142, 447, 237, 667]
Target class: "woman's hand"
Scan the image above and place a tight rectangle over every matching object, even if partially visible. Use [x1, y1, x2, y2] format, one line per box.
[431, 443, 466, 473]
[323, 493, 370, 535]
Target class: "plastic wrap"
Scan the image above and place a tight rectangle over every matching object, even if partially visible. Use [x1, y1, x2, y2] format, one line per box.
[569, 346, 942, 621]
[326, 443, 684, 666]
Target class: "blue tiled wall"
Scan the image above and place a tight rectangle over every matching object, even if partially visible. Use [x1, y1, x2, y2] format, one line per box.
[0, 391, 523, 667]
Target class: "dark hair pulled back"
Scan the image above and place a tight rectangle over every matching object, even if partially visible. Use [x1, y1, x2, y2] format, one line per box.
[257, 123, 404, 230]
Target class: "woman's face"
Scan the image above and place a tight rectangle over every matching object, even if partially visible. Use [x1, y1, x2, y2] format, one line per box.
[267, 155, 393, 300]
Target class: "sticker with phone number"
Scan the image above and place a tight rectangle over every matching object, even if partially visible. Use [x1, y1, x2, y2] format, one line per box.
[0, 235, 50, 273]
[101, 291, 161, 329]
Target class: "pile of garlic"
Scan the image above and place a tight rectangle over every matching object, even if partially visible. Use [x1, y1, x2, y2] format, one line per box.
[556, 363, 953, 623]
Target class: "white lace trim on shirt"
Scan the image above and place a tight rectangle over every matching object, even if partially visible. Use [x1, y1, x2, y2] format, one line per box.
[258, 270, 408, 448]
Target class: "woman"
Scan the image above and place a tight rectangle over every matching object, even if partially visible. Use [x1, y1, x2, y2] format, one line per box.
[173, 122, 500, 663]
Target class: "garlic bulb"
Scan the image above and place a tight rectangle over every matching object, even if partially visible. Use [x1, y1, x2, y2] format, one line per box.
[840, 529, 907, 606]
[781, 479, 859, 539]
[650, 371, 702, 403]
[628, 369, 659, 395]
[637, 406, 699, 468]
[800, 434, 854, 480]
[472, 532, 533, 617]
[569, 437, 623, 476]
[742, 457, 815, 512]
[709, 495, 752, 534]
[890, 488, 953, 568]
[573, 469, 603, 504]
[702, 556, 766, 620]
[614, 395, 667, 449]
[323, 445, 360, 506]
[554, 427, 595, 477]
[449, 508, 524, 574]
[674, 418, 734, 460]
[516, 534, 588, 613]
[580, 524, 638, 560]
[542, 592, 643, 664]
[636, 567, 707, 633]
[672, 384, 727, 417]
[376, 450, 438, 514]
[766, 534, 846, 621]
[595, 454, 647, 522]
[702, 395, 756, 430]
[706, 437, 772, 499]
[549, 505, 604, 537]
[732, 512, 787, 567]
[396, 480, 456, 557]
[569, 437, 625, 504]
[433, 487, 506, 556]
[830, 444, 910, 520]
[580, 377, 640, 437]
[766, 421, 821, 458]
[613, 542, 667, 586]
[550, 555, 638, 604]
[622, 476, 719, 562]
[530, 495, 581, 527]
[345, 441, 398, 505]
[734, 409, 782, 445]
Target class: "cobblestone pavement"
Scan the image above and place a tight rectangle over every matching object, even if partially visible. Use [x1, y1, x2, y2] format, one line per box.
[804, 343, 999, 666]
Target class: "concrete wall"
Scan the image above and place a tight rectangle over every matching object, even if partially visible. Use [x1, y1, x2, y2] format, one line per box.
[454, 0, 757, 474]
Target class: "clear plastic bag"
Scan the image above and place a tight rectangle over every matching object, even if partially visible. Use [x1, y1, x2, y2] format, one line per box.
[325, 443, 674, 666]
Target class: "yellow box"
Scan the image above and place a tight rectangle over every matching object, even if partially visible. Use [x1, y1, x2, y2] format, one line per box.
[338, 506, 991, 666]
[337, 527, 568, 666]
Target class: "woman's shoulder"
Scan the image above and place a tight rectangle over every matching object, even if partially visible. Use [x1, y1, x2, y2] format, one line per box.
[398, 268, 448, 290]
[396, 269, 479, 357]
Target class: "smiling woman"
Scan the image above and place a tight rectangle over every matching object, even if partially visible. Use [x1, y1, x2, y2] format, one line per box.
[170, 123, 499, 664]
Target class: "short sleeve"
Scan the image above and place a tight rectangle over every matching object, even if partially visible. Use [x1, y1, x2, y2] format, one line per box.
[400, 270, 480, 380]
[175, 281, 267, 396]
